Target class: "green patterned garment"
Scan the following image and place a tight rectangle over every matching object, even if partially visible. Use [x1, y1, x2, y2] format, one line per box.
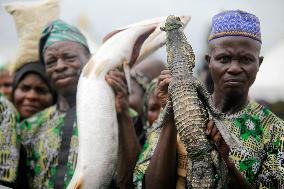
[133, 125, 161, 189]
[0, 93, 19, 184]
[18, 105, 78, 189]
[133, 101, 284, 189]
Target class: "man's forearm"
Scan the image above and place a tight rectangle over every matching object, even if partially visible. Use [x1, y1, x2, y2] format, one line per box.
[145, 110, 177, 189]
[116, 112, 141, 189]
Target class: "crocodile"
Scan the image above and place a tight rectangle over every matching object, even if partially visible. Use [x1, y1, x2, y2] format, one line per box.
[158, 15, 243, 188]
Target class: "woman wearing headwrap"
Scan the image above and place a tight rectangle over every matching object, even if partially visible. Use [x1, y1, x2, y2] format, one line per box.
[12, 62, 56, 120]
[142, 78, 161, 134]
[129, 58, 166, 145]
[2, 1, 61, 188]
[134, 78, 188, 188]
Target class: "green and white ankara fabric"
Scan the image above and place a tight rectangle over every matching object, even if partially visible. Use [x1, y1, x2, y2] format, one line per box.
[0, 93, 19, 184]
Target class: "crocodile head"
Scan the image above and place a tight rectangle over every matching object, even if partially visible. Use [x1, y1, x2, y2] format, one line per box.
[161, 15, 196, 74]
[160, 15, 183, 31]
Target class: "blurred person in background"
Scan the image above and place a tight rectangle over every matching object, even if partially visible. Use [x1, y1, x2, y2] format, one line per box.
[129, 58, 166, 144]
[141, 78, 161, 136]
[12, 62, 56, 121]
[0, 62, 14, 100]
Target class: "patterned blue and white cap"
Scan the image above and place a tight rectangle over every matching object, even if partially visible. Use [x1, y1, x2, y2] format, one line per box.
[209, 10, 261, 43]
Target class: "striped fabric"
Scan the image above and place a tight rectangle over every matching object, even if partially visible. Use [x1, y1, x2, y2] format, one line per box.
[39, 19, 89, 58]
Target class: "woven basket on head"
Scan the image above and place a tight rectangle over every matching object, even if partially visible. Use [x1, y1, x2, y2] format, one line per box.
[4, 0, 59, 72]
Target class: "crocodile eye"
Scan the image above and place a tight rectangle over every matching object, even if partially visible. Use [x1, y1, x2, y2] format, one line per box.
[176, 17, 181, 21]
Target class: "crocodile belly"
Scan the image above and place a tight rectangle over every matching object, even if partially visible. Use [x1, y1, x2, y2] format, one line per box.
[170, 77, 212, 156]
[170, 77, 218, 189]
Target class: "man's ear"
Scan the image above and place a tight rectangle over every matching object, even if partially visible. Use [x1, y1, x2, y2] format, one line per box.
[205, 54, 211, 65]
[259, 56, 264, 67]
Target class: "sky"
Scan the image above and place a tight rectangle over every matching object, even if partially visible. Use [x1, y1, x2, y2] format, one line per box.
[1, 0, 284, 101]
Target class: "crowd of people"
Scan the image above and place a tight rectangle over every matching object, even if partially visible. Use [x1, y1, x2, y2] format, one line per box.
[0, 8, 283, 189]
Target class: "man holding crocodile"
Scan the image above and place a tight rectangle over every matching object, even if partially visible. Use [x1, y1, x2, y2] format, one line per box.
[134, 10, 284, 189]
